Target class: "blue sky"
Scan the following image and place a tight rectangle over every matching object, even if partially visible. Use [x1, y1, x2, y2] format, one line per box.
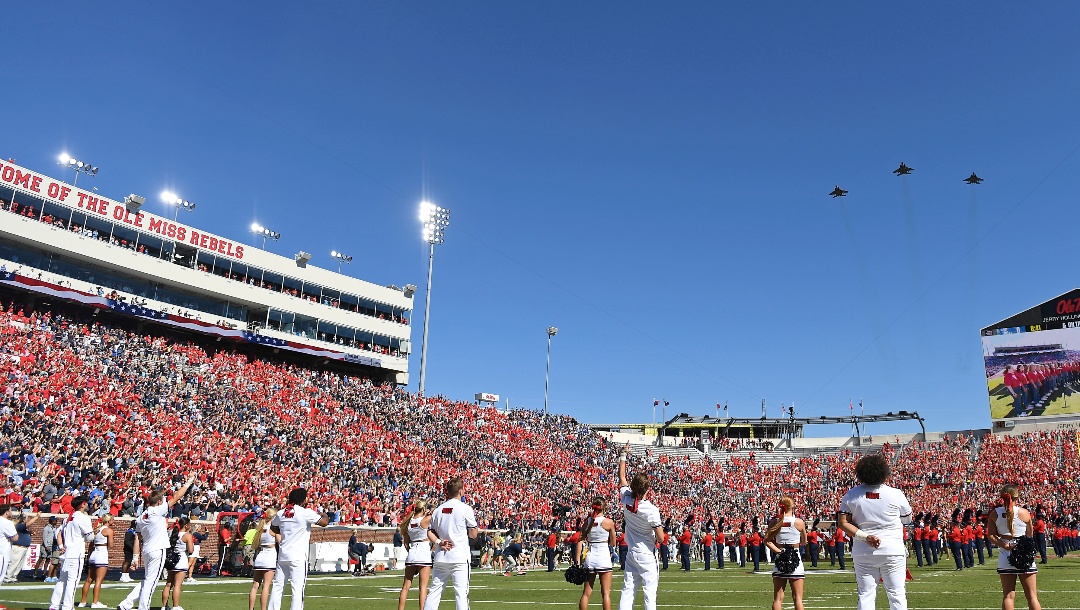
[5, 2, 1080, 434]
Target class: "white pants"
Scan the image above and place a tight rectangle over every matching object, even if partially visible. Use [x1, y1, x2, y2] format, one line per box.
[122, 549, 165, 610]
[268, 558, 307, 610]
[618, 551, 659, 610]
[423, 561, 470, 610]
[49, 557, 84, 610]
[854, 554, 907, 610]
[6, 545, 28, 580]
[0, 551, 8, 592]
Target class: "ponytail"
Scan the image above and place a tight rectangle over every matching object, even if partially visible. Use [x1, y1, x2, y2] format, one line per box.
[1000, 485, 1018, 537]
[765, 497, 794, 540]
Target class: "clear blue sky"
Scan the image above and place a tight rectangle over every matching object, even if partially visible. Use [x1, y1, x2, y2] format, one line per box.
[5, 2, 1080, 434]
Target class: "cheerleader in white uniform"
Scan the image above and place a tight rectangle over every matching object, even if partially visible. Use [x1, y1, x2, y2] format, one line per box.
[987, 485, 1042, 610]
[577, 498, 617, 610]
[397, 501, 433, 610]
[248, 509, 280, 610]
[161, 517, 193, 610]
[764, 497, 806, 610]
[78, 514, 113, 609]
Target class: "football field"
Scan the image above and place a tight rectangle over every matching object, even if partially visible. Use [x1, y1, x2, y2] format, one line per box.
[2, 558, 1078, 610]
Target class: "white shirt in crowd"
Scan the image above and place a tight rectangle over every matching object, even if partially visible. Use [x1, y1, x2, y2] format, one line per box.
[429, 498, 477, 564]
[59, 512, 94, 559]
[619, 486, 662, 553]
[272, 505, 323, 562]
[135, 502, 171, 554]
[838, 483, 912, 556]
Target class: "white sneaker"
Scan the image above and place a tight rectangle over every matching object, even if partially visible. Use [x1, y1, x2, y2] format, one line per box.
[117, 601, 134, 610]
[184, 577, 197, 584]
[173, 606, 184, 610]
[118, 574, 134, 583]
[92, 604, 110, 609]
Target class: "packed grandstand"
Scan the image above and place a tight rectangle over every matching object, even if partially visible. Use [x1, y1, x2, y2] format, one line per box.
[1, 296, 1078, 537]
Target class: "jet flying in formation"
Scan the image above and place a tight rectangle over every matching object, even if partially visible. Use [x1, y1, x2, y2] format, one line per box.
[830, 186, 848, 198]
[964, 173, 983, 185]
[893, 162, 913, 176]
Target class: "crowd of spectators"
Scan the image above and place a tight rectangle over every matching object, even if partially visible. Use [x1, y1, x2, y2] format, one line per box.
[0, 297, 1078, 541]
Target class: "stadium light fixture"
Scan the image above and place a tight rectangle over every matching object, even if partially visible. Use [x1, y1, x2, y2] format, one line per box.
[330, 250, 353, 272]
[545, 326, 558, 413]
[250, 223, 281, 249]
[418, 200, 451, 397]
[57, 152, 99, 187]
[161, 191, 196, 220]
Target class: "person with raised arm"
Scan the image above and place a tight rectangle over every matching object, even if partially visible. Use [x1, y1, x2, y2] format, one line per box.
[617, 443, 664, 610]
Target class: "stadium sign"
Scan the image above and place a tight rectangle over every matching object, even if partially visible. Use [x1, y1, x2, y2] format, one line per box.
[981, 288, 1080, 421]
[0, 160, 245, 260]
[475, 393, 499, 403]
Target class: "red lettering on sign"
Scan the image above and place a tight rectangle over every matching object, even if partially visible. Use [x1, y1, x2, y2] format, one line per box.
[11, 169, 32, 189]
[176, 227, 187, 241]
[235, 245, 244, 260]
[30, 175, 42, 193]
[47, 182, 61, 198]
[188, 230, 200, 246]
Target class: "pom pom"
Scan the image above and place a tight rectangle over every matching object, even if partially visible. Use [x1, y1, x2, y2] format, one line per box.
[564, 565, 589, 585]
[1008, 537, 1036, 571]
[774, 547, 800, 575]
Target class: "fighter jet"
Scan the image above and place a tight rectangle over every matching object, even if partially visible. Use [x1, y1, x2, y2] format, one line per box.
[829, 186, 848, 198]
[893, 162, 913, 176]
[964, 172, 983, 185]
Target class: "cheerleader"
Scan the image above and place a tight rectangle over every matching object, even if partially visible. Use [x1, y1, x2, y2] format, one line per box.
[397, 501, 433, 610]
[763, 498, 806, 610]
[575, 498, 616, 610]
[249, 509, 280, 610]
[78, 514, 113, 609]
[986, 485, 1042, 610]
[161, 517, 193, 610]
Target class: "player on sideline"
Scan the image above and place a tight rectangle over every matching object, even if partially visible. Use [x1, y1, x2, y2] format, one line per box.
[987, 485, 1042, 610]
[117, 474, 198, 610]
[49, 496, 94, 610]
[576, 498, 616, 610]
[617, 444, 664, 610]
[424, 477, 478, 610]
[268, 488, 330, 610]
[838, 454, 913, 610]
[763, 497, 806, 610]
[398, 500, 433, 610]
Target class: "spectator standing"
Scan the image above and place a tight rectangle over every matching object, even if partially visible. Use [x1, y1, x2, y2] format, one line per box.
[4, 513, 36, 583]
[48, 496, 94, 610]
[617, 445, 664, 610]
[268, 488, 329, 610]
[119, 522, 136, 583]
[37, 515, 59, 582]
[576, 498, 616, 610]
[398, 500, 433, 610]
[677, 527, 691, 571]
[393, 526, 405, 570]
[987, 485, 1041, 610]
[702, 529, 713, 571]
[424, 477, 478, 610]
[837, 454, 912, 610]
[546, 528, 558, 572]
[117, 474, 197, 610]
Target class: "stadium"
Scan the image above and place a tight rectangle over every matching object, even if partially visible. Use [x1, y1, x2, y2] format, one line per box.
[0, 154, 1077, 610]
[3, 6, 1080, 610]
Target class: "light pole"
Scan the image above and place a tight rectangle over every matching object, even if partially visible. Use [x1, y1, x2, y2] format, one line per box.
[418, 200, 450, 397]
[161, 191, 196, 221]
[58, 153, 98, 187]
[544, 326, 558, 413]
[250, 223, 281, 249]
[330, 250, 353, 272]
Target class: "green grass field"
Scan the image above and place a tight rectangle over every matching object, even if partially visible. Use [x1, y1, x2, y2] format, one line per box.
[2, 558, 1077, 610]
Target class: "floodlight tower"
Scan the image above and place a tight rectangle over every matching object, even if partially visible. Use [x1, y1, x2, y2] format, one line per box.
[418, 200, 450, 397]
[250, 223, 281, 249]
[544, 326, 558, 413]
[57, 153, 99, 187]
[160, 191, 196, 221]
